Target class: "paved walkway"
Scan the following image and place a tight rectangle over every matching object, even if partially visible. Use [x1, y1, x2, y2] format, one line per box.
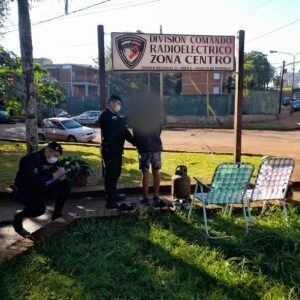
[0, 195, 174, 252]
[0, 197, 102, 251]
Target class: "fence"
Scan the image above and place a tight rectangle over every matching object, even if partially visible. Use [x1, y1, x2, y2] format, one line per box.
[164, 94, 232, 116]
[64, 90, 278, 117]
[243, 91, 278, 115]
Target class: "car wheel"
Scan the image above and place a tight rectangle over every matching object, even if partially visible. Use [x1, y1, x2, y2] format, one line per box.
[67, 135, 77, 142]
[38, 133, 46, 141]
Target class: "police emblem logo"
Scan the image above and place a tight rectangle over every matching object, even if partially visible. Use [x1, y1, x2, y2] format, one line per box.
[116, 34, 146, 69]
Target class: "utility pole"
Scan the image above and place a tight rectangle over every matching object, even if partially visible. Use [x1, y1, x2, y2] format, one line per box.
[206, 72, 209, 117]
[278, 60, 285, 115]
[234, 30, 245, 163]
[292, 56, 295, 90]
[97, 25, 106, 110]
[270, 50, 300, 93]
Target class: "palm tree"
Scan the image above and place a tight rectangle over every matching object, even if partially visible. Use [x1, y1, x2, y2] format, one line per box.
[1, 0, 69, 153]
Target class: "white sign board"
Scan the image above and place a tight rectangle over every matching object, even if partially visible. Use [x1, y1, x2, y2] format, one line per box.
[111, 32, 235, 72]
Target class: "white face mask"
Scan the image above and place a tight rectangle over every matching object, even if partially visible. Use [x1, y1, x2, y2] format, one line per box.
[47, 156, 58, 164]
[115, 104, 121, 113]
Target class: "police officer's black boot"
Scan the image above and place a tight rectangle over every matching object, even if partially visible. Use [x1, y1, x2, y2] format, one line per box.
[51, 180, 70, 221]
[13, 211, 30, 237]
[51, 211, 63, 221]
[51, 201, 65, 220]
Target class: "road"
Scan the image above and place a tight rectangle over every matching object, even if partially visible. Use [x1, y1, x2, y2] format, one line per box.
[1, 123, 300, 180]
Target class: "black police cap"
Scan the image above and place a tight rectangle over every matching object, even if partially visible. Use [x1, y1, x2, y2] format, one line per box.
[108, 95, 122, 104]
[47, 141, 63, 155]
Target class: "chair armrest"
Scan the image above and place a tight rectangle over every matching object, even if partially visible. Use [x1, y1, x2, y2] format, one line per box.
[193, 177, 210, 189]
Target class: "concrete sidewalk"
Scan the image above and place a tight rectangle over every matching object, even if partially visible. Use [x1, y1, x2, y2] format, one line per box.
[0, 197, 104, 251]
[0, 195, 174, 252]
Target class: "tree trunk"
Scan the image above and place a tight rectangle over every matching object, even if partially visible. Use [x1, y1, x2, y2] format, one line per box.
[17, 0, 38, 154]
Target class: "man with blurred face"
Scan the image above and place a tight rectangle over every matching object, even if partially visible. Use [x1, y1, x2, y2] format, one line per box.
[128, 92, 166, 208]
[99, 95, 136, 209]
[13, 141, 71, 237]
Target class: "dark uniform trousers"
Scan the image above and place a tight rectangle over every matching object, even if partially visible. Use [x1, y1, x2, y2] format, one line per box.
[101, 148, 122, 203]
[99, 108, 136, 204]
[17, 179, 71, 218]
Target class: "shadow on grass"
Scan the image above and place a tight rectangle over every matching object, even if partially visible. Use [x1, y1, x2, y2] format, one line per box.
[2, 208, 299, 299]
[164, 208, 300, 294]
[0, 214, 260, 300]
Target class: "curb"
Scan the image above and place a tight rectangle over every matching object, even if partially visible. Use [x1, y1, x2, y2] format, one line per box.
[164, 124, 300, 131]
[2, 182, 300, 198]
[0, 183, 173, 200]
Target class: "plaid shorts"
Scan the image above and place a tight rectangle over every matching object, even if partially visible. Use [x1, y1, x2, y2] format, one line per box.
[138, 152, 162, 171]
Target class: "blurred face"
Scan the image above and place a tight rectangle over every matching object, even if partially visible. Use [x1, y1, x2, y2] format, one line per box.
[108, 100, 122, 113]
[44, 147, 61, 164]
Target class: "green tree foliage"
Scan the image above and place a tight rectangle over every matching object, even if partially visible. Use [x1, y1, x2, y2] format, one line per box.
[244, 51, 275, 90]
[0, 46, 65, 114]
[0, 0, 9, 30]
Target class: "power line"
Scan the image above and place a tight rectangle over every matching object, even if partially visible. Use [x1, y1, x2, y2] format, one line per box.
[32, 0, 112, 24]
[273, 60, 300, 68]
[243, 0, 273, 17]
[247, 16, 300, 43]
[1, 0, 161, 35]
[1, 0, 142, 29]
[1, 0, 112, 34]
[60, 0, 161, 20]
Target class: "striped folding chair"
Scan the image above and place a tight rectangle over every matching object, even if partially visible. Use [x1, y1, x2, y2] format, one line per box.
[188, 163, 254, 239]
[246, 157, 295, 222]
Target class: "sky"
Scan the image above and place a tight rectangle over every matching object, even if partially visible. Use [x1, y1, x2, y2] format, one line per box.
[1, 0, 300, 74]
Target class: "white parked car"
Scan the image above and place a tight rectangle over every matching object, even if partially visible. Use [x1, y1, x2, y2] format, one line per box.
[38, 118, 95, 143]
[73, 110, 100, 125]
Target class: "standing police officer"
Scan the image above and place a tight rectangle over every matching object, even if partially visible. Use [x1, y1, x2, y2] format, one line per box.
[13, 141, 71, 237]
[99, 95, 135, 209]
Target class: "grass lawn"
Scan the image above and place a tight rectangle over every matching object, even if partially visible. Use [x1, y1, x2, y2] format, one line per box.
[1, 208, 300, 299]
[0, 141, 261, 189]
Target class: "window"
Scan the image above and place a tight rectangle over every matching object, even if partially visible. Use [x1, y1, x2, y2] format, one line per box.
[214, 72, 221, 80]
[79, 112, 89, 118]
[90, 112, 98, 118]
[213, 86, 220, 94]
[51, 120, 65, 130]
[61, 119, 82, 129]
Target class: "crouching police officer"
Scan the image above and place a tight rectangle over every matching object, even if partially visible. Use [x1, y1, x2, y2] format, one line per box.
[13, 141, 71, 237]
[99, 95, 136, 209]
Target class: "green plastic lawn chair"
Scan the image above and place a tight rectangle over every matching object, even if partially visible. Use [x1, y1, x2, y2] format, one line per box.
[188, 162, 254, 239]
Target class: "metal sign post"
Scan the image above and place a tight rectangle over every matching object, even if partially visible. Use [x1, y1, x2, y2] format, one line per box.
[97, 25, 106, 110]
[233, 30, 245, 163]
[159, 25, 165, 123]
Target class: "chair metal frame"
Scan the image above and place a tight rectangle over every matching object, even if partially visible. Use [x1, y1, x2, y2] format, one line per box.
[246, 157, 295, 222]
[188, 163, 254, 239]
